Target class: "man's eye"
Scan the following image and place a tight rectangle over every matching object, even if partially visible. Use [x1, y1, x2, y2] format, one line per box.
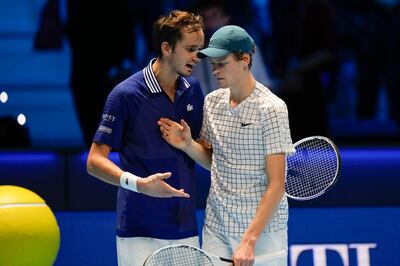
[212, 62, 226, 68]
[186, 47, 198, 53]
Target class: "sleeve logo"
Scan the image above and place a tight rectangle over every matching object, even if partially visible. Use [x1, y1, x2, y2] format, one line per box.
[98, 125, 112, 134]
[102, 114, 116, 122]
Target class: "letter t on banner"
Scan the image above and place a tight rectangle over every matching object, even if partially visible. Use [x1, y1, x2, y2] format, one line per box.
[290, 244, 349, 266]
[349, 243, 377, 266]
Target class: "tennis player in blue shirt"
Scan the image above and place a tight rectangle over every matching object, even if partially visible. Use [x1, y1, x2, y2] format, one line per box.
[86, 10, 205, 266]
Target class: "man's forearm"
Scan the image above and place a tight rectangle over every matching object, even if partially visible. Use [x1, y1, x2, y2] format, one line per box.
[241, 153, 286, 247]
[87, 154, 123, 186]
[183, 139, 212, 170]
[241, 182, 285, 247]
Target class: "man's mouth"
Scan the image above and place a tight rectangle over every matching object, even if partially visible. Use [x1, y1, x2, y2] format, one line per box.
[186, 64, 193, 70]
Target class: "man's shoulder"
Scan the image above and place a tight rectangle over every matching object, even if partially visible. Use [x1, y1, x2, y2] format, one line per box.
[206, 88, 228, 100]
[112, 71, 145, 95]
[255, 82, 287, 109]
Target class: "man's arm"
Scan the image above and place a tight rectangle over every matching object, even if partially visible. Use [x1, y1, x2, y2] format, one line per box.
[233, 153, 286, 265]
[86, 142, 190, 198]
[158, 118, 212, 170]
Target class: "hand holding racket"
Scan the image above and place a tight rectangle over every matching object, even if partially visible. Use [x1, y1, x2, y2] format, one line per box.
[143, 244, 286, 266]
[285, 136, 341, 200]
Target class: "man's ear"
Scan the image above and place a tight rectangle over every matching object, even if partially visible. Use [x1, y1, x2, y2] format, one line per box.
[161, 41, 171, 56]
[242, 53, 251, 67]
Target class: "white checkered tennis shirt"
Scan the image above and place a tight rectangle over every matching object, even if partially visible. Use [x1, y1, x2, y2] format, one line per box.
[200, 82, 295, 237]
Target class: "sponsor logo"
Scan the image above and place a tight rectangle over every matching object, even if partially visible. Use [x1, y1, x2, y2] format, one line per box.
[187, 104, 193, 112]
[241, 122, 253, 127]
[290, 243, 377, 266]
[102, 114, 116, 122]
[98, 125, 112, 134]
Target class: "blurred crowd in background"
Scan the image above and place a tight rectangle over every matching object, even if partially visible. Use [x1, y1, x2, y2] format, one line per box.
[32, 0, 400, 147]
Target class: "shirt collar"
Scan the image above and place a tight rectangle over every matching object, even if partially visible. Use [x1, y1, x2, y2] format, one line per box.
[143, 58, 191, 94]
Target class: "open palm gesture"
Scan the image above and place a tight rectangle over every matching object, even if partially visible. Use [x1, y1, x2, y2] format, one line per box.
[158, 118, 192, 150]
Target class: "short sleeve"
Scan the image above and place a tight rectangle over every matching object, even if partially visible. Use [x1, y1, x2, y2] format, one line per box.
[93, 88, 128, 149]
[261, 101, 295, 155]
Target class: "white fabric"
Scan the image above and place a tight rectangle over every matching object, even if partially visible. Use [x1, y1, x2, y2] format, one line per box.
[200, 82, 295, 236]
[120, 172, 140, 192]
[202, 224, 288, 266]
[116, 235, 199, 266]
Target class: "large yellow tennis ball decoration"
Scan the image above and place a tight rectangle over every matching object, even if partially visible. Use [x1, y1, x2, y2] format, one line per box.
[0, 185, 60, 266]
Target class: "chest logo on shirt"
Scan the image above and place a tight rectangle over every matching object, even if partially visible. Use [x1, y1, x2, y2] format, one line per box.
[241, 122, 253, 127]
[187, 104, 193, 112]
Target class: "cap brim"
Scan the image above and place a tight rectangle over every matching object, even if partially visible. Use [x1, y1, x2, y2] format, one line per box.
[197, 47, 230, 59]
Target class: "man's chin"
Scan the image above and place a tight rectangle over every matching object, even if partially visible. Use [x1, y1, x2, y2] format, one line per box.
[178, 70, 191, 77]
[217, 80, 226, 87]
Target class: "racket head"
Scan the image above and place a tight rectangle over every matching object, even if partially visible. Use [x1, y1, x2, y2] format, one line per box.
[143, 244, 215, 266]
[285, 136, 341, 201]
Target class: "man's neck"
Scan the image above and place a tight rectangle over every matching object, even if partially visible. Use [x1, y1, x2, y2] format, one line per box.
[152, 58, 179, 101]
[230, 73, 256, 107]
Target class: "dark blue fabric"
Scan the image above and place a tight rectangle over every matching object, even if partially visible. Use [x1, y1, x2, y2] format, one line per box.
[93, 62, 204, 238]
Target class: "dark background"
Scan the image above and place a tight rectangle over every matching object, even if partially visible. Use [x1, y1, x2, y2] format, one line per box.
[1, 1, 399, 265]
[1, 0, 399, 209]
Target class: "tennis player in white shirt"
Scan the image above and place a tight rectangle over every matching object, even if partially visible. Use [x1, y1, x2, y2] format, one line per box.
[158, 25, 295, 266]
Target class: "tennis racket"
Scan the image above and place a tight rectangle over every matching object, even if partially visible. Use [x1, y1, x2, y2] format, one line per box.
[285, 136, 341, 201]
[143, 244, 286, 265]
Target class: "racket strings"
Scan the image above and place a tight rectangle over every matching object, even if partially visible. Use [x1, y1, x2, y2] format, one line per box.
[144, 245, 214, 266]
[286, 138, 338, 199]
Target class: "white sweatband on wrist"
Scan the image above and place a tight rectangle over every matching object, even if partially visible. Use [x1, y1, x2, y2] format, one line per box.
[120, 172, 140, 193]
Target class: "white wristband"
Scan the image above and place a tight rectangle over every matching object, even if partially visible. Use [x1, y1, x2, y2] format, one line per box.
[120, 172, 140, 193]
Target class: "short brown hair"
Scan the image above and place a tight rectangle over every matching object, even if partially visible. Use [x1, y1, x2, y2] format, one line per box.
[153, 10, 203, 58]
[232, 45, 255, 70]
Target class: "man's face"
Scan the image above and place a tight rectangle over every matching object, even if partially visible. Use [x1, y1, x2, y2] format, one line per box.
[169, 30, 204, 77]
[209, 54, 244, 88]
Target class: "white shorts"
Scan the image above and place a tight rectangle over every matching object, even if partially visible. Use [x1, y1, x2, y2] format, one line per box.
[116, 235, 199, 266]
[202, 224, 288, 266]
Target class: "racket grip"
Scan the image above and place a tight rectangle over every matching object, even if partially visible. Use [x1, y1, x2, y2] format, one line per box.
[220, 257, 233, 263]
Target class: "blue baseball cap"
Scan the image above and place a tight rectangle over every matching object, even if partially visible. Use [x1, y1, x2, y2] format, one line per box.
[197, 25, 254, 58]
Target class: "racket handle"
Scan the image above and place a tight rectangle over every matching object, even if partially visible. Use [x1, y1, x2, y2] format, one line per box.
[220, 250, 286, 264]
[220, 257, 233, 263]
